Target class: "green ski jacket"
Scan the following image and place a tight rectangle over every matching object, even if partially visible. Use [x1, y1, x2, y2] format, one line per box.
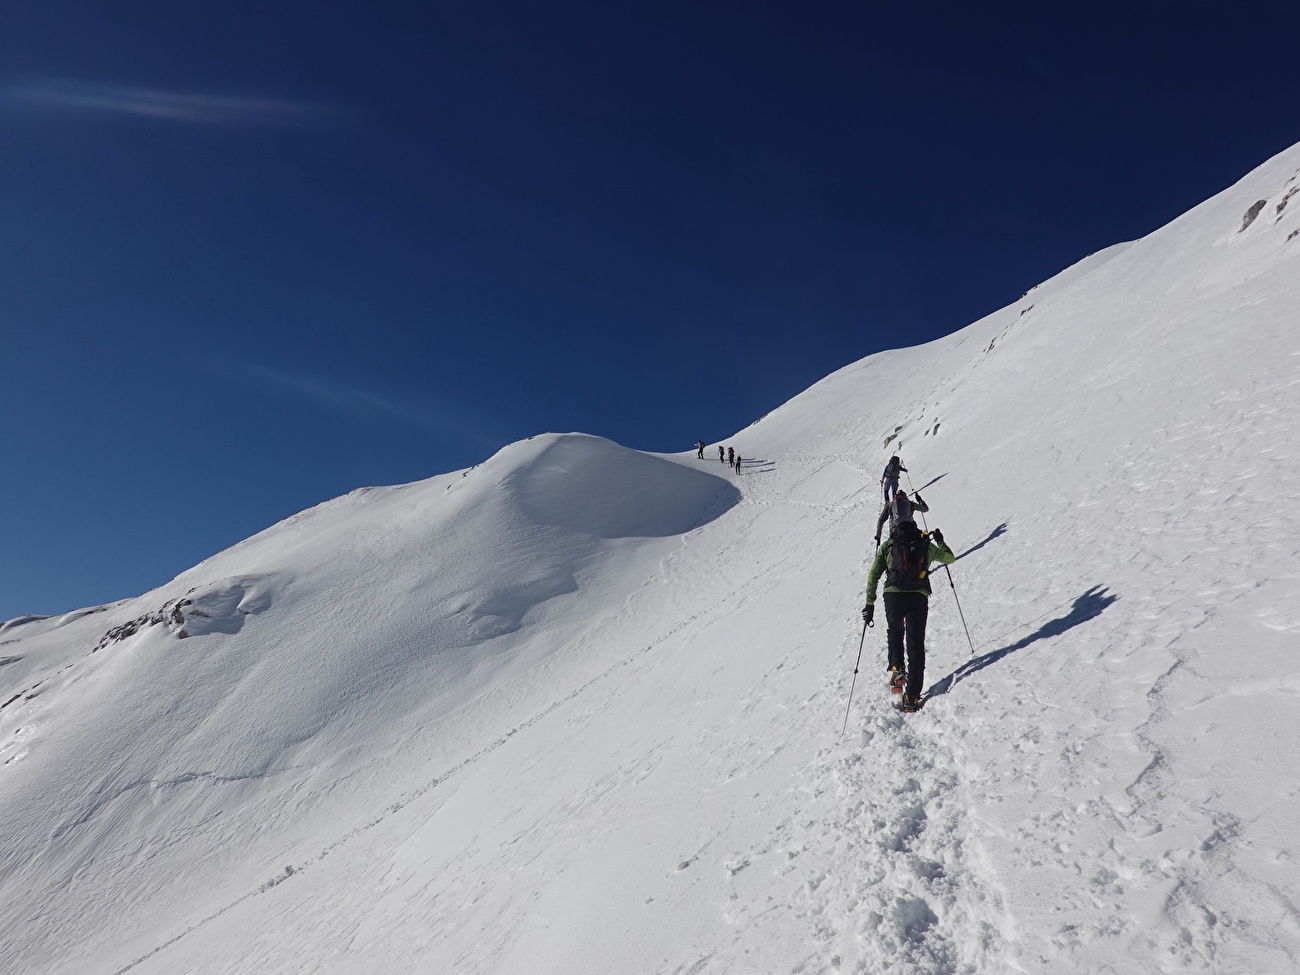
[864, 536, 956, 607]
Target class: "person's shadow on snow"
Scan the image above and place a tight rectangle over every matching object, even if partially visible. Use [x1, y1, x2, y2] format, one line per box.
[914, 472, 947, 492]
[925, 585, 1119, 699]
[954, 522, 1008, 562]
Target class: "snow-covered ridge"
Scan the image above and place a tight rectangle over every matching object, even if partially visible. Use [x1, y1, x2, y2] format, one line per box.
[3, 142, 1299, 975]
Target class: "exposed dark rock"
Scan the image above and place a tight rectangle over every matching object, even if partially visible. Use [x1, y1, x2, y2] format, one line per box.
[1240, 199, 1267, 232]
[93, 599, 191, 652]
[90, 579, 270, 652]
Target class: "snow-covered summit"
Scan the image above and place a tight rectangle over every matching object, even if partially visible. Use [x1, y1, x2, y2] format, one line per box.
[3, 142, 1299, 975]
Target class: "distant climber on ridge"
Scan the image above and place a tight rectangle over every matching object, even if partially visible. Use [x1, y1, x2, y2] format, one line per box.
[862, 523, 954, 712]
[727, 446, 735, 467]
[875, 489, 928, 547]
[881, 455, 907, 503]
[733, 453, 742, 473]
[718, 445, 726, 463]
[696, 440, 706, 459]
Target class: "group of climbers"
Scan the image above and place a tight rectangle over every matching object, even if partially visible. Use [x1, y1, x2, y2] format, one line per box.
[694, 441, 955, 714]
[695, 440, 743, 473]
[863, 456, 954, 713]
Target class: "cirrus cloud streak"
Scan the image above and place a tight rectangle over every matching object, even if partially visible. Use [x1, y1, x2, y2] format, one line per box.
[2, 78, 328, 125]
[206, 358, 505, 453]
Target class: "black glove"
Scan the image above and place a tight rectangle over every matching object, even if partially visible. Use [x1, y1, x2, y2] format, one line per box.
[913, 493, 924, 506]
[862, 604, 875, 626]
[874, 534, 881, 547]
[931, 528, 944, 545]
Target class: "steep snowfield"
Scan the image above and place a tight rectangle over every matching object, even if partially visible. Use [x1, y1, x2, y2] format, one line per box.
[3, 143, 1299, 975]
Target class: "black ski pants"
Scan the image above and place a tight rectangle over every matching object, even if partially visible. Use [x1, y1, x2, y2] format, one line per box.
[884, 589, 929, 699]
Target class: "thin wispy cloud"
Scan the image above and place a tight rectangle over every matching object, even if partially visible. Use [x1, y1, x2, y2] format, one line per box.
[208, 359, 503, 451]
[2, 78, 327, 125]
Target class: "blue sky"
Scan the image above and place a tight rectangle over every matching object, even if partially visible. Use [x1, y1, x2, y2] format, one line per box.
[3, 1, 1298, 620]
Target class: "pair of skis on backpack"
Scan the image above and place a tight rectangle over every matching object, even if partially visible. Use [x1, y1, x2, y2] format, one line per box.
[889, 667, 925, 713]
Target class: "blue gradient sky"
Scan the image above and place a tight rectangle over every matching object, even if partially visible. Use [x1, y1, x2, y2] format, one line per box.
[3, 1, 1298, 620]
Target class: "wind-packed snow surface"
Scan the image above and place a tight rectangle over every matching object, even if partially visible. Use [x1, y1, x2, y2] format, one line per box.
[4, 145, 1300, 975]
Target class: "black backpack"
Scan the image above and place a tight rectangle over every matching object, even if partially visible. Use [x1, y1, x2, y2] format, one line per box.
[886, 522, 930, 588]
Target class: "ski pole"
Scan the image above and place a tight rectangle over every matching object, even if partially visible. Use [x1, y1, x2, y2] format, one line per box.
[904, 464, 932, 533]
[944, 567, 977, 657]
[905, 465, 977, 657]
[841, 618, 869, 736]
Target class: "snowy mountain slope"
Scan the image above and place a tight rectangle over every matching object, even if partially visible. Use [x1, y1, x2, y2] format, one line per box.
[3, 142, 1299, 974]
[0, 435, 739, 974]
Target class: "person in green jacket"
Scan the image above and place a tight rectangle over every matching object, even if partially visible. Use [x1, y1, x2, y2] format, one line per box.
[862, 522, 955, 711]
